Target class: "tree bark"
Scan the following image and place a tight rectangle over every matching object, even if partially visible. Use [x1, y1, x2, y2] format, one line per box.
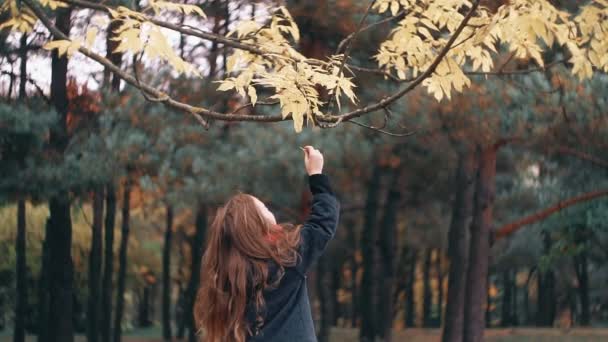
[536, 232, 556, 327]
[404, 251, 417, 328]
[463, 146, 497, 342]
[101, 183, 116, 342]
[501, 270, 513, 327]
[436, 253, 444, 327]
[187, 204, 207, 342]
[113, 181, 132, 342]
[15, 40, 28, 339]
[422, 249, 433, 328]
[316, 256, 332, 342]
[48, 7, 74, 342]
[14, 198, 26, 342]
[138, 286, 151, 327]
[87, 191, 104, 342]
[37, 219, 51, 342]
[359, 164, 383, 342]
[162, 205, 174, 340]
[574, 250, 590, 326]
[442, 151, 475, 342]
[378, 166, 402, 341]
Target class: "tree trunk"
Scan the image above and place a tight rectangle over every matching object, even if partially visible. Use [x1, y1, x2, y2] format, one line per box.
[463, 146, 497, 342]
[104, 20, 122, 89]
[536, 232, 556, 327]
[14, 199, 26, 342]
[575, 251, 590, 326]
[162, 205, 174, 341]
[138, 286, 151, 327]
[113, 181, 131, 342]
[87, 191, 104, 342]
[436, 253, 444, 327]
[512, 271, 519, 326]
[404, 251, 417, 328]
[422, 249, 433, 328]
[48, 7, 74, 342]
[442, 151, 475, 342]
[37, 219, 51, 342]
[501, 270, 513, 327]
[331, 261, 341, 327]
[15, 33, 28, 342]
[176, 287, 187, 338]
[359, 165, 383, 342]
[101, 183, 116, 342]
[378, 165, 402, 341]
[316, 256, 332, 342]
[187, 204, 207, 342]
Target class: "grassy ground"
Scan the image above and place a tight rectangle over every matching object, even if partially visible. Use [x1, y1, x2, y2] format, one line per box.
[3, 328, 608, 341]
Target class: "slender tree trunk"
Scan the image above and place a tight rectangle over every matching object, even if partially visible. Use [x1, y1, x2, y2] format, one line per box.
[187, 204, 207, 342]
[575, 251, 590, 326]
[331, 261, 341, 327]
[422, 249, 433, 328]
[523, 276, 530, 326]
[15, 37, 28, 339]
[37, 219, 51, 342]
[359, 165, 383, 341]
[48, 7, 74, 341]
[87, 191, 104, 342]
[14, 199, 26, 342]
[501, 270, 513, 327]
[162, 205, 174, 341]
[344, 216, 359, 328]
[176, 286, 187, 338]
[101, 183, 116, 342]
[104, 20, 122, 90]
[536, 232, 556, 327]
[113, 181, 132, 342]
[442, 151, 475, 342]
[436, 253, 444, 327]
[512, 271, 519, 326]
[405, 251, 417, 328]
[378, 166, 402, 341]
[137, 286, 151, 327]
[317, 257, 332, 342]
[463, 146, 497, 342]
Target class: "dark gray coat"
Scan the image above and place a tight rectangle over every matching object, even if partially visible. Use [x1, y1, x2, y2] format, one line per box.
[246, 174, 340, 342]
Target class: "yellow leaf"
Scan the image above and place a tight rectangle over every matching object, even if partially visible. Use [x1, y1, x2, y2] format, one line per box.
[43, 40, 73, 57]
[248, 86, 257, 106]
[85, 27, 97, 48]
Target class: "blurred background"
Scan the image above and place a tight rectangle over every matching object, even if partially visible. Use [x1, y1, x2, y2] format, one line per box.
[2, 0, 608, 341]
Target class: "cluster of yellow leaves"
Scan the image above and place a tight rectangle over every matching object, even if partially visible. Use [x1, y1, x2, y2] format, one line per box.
[218, 7, 357, 132]
[375, 0, 608, 101]
[39, 2, 204, 76]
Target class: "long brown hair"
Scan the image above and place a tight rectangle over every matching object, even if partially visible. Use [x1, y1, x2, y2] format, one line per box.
[194, 194, 301, 342]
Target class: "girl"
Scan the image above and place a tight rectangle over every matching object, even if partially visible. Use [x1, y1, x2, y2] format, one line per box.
[194, 146, 340, 342]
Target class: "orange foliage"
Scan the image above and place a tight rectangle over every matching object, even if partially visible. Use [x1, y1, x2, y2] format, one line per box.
[66, 78, 101, 134]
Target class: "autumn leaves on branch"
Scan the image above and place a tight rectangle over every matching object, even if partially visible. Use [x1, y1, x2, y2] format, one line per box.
[3, 0, 608, 132]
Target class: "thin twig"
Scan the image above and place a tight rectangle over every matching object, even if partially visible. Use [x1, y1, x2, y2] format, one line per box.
[327, 0, 378, 114]
[336, 9, 406, 54]
[0, 70, 50, 103]
[231, 99, 280, 114]
[348, 119, 417, 137]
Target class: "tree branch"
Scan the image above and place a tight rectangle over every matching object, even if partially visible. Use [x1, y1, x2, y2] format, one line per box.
[495, 189, 608, 240]
[24, 0, 285, 126]
[329, 0, 481, 122]
[59, 0, 270, 56]
[553, 146, 608, 169]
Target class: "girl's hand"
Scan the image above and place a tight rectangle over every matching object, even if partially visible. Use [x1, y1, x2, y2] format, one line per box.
[303, 146, 324, 175]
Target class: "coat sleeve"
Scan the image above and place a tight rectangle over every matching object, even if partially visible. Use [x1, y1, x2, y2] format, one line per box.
[295, 174, 340, 274]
